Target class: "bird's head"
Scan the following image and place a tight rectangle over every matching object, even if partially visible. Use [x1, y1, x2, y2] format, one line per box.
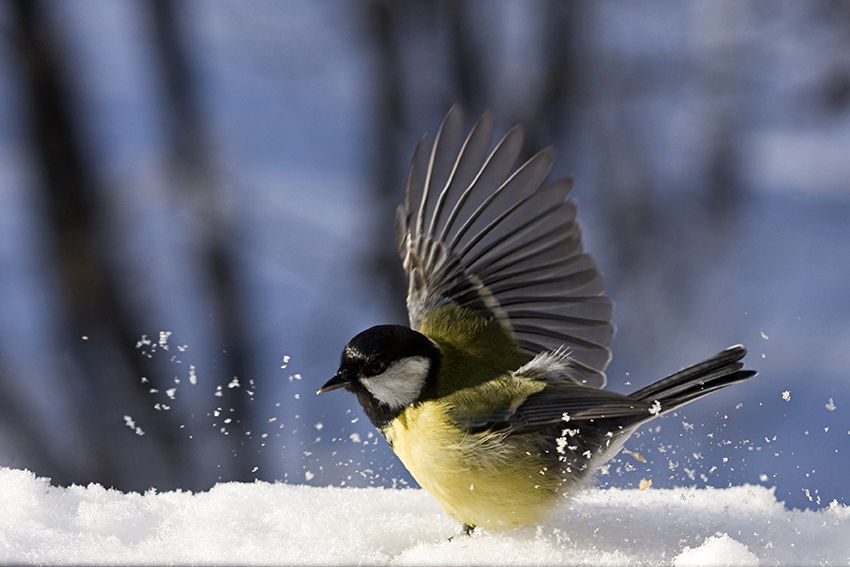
[319, 325, 441, 428]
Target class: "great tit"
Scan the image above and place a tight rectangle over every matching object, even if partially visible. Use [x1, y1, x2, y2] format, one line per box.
[319, 106, 756, 532]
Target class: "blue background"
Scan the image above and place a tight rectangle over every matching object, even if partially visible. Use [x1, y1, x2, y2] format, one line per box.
[0, 1, 847, 510]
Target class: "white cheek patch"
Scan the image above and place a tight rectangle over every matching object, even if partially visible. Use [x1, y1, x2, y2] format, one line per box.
[361, 356, 430, 410]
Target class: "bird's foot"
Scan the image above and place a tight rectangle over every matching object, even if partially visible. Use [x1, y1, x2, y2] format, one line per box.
[448, 524, 476, 541]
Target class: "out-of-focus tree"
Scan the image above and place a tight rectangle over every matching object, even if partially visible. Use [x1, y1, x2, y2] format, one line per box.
[144, 0, 258, 484]
[5, 0, 186, 489]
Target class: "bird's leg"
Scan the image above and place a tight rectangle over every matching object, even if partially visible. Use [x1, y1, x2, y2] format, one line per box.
[448, 523, 476, 541]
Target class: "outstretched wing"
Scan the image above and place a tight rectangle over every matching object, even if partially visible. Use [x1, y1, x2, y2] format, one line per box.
[395, 106, 614, 387]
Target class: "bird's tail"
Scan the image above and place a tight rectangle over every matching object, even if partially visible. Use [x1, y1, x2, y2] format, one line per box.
[628, 345, 757, 415]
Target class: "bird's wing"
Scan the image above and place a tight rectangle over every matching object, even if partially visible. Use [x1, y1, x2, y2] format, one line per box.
[458, 345, 757, 435]
[458, 383, 654, 435]
[395, 106, 614, 387]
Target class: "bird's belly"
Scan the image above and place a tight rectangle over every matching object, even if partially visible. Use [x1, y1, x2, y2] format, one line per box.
[383, 408, 563, 530]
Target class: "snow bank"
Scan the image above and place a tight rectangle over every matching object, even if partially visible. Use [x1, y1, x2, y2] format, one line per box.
[0, 467, 846, 565]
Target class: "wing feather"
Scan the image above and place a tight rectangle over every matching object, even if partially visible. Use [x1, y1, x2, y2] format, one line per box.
[431, 112, 495, 245]
[398, 106, 615, 387]
[460, 345, 756, 435]
[462, 387, 653, 434]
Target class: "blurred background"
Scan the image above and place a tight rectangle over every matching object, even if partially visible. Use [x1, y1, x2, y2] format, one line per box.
[0, 0, 847, 511]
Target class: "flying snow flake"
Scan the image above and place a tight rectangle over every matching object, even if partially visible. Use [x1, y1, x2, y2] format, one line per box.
[556, 436, 568, 455]
[158, 331, 171, 350]
[649, 400, 662, 415]
[760, 331, 769, 340]
[281, 355, 290, 369]
[826, 398, 837, 411]
[350, 433, 361, 443]
[188, 365, 197, 385]
[304, 471, 314, 481]
[123, 415, 144, 436]
[166, 388, 177, 400]
[315, 423, 323, 430]
[782, 391, 791, 402]
[228, 377, 240, 389]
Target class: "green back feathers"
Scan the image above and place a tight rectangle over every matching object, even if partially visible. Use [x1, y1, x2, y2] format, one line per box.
[418, 303, 523, 396]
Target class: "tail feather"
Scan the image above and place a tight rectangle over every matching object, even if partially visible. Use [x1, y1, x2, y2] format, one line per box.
[629, 345, 757, 415]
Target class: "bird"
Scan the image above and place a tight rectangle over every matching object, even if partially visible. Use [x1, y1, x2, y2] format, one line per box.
[318, 106, 756, 533]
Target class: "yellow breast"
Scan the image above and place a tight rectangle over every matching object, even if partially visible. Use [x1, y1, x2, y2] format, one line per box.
[383, 399, 562, 530]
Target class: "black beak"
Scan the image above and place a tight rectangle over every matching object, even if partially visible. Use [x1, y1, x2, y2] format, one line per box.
[317, 371, 351, 395]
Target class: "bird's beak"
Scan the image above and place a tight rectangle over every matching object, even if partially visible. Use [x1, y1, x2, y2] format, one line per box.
[317, 371, 351, 395]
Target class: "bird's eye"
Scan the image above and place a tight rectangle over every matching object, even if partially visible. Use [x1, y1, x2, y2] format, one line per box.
[366, 361, 387, 376]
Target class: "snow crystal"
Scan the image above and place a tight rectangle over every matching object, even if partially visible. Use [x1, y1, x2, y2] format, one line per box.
[674, 533, 759, 567]
[649, 400, 662, 415]
[122, 415, 144, 436]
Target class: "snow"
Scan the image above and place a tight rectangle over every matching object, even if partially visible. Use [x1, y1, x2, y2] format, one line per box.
[673, 535, 758, 567]
[1, 467, 846, 566]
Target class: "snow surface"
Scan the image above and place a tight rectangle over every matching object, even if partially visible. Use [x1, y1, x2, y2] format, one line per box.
[1, 467, 846, 566]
